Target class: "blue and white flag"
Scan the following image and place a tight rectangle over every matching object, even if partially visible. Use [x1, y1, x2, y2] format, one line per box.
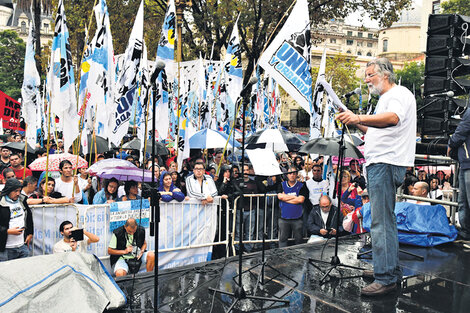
[259, 0, 313, 124]
[137, 42, 150, 156]
[311, 45, 326, 139]
[154, 70, 169, 141]
[223, 16, 243, 105]
[108, 0, 143, 146]
[21, 21, 41, 144]
[156, 0, 176, 80]
[48, 0, 78, 151]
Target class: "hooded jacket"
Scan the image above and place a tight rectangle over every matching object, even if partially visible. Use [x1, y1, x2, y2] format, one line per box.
[0, 194, 34, 252]
[159, 172, 185, 202]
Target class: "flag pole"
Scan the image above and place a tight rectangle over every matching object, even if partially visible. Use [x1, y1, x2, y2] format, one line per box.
[22, 124, 28, 180]
[44, 97, 52, 196]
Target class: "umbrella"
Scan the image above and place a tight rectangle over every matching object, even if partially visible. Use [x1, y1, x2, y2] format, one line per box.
[88, 159, 136, 175]
[299, 137, 364, 159]
[121, 138, 169, 156]
[189, 128, 239, 149]
[28, 153, 88, 171]
[97, 166, 155, 182]
[245, 128, 303, 151]
[2, 142, 35, 154]
[85, 135, 114, 155]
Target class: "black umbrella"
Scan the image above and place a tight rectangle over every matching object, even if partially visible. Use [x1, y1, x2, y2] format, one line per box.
[121, 138, 169, 156]
[2, 141, 36, 154]
[299, 137, 363, 159]
[85, 135, 114, 155]
[245, 128, 303, 151]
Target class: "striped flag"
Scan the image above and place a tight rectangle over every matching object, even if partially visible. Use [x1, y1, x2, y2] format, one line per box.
[108, 0, 143, 146]
[21, 20, 41, 145]
[156, 0, 176, 80]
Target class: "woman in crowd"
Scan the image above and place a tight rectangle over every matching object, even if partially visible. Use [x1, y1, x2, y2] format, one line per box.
[293, 156, 304, 171]
[93, 178, 119, 204]
[159, 172, 185, 202]
[339, 170, 360, 217]
[30, 177, 72, 204]
[118, 180, 142, 201]
[170, 170, 186, 195]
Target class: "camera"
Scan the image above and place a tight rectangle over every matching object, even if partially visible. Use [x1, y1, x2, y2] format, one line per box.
[70, 229, 84, 241]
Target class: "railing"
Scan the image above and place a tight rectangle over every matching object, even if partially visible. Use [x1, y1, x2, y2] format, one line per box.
[397, 194, 459, 224]
[30, 198, 231, 268]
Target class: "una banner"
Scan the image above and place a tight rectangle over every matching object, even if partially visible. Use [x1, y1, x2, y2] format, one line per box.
[0, 91, 22, 130]
[259, 0, 313, 115]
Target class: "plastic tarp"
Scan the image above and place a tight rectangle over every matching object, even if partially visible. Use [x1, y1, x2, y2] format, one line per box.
[362, 202, 458, 247]
[0, 252, 126, 312]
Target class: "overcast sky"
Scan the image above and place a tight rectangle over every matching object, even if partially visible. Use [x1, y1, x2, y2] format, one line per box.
[345, 0, 422, 28]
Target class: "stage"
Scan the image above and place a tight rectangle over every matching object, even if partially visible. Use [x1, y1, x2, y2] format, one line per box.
[106, 235, 470, 312]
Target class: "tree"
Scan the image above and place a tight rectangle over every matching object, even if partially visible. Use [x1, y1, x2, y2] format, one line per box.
[441, 0, 470, 16]
[311, 54, 361, 110]
[395, 61, 425, 108]
[0, 30, 26, 100]
[183, 0, 413, 85]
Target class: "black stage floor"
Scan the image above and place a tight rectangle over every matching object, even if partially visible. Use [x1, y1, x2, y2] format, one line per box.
[107, 235, 470, 312]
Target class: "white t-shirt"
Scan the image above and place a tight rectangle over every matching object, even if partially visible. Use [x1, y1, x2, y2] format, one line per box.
[298, 169, 313, 180]
[429, 189, 443, 200]
[5, 197, 25, 248]
[54, 177, 82, 202]
[364, 85, 416, 167]
[306, 179, 329, 206]
[53, 234, 89, 253]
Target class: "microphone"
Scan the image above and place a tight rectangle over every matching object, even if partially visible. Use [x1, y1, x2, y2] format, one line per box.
[240, 77, 259, 98]
[342, 88, 361, 98]
[428, 91, 454, 97]
[150, 61, 166, 86]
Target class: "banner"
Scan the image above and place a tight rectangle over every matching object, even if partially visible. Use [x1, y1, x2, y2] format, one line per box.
[31, 199, 218, 270]
[259, 0, 313, 115]
[0, 90, 22, 131]
[108, 0, 143, 146]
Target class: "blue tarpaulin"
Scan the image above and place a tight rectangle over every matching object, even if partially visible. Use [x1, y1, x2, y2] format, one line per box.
[362, 202, 458, 247]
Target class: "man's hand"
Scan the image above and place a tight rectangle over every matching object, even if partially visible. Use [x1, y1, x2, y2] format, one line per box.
[336, 111, 360, 126]
[447, 146, 451, 157]
[137, 251, 143, 260]
[124, 246, 133, 254]
[221, 194, 228, 199]
[320, 229, 328, 236]
[7, 227, 24, 235]
[70, 239, 78, 251]
[25, 234, 33, 247]
[206, 195, 214, 203]
[329, 228, 337, 236]
[73, 175, 79, 184]
[277, 193, 285, 201]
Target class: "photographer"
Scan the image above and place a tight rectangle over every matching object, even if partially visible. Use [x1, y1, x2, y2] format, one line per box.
[53, 221, 99, 253]
[107, 218, 155, 277]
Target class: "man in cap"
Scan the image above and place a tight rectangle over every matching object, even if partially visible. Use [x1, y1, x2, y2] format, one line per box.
[0, 178, 34, 261]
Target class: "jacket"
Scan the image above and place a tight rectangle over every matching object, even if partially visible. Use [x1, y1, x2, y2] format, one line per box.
[0, 194, 34, 252]
[159, 172, 185, 202]
[306, 204, 343, 237]
[109, 225, 146, 267]
[449, 108, 470, 169]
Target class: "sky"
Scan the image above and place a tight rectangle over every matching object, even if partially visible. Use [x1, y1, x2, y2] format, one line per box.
[345, 0, 422, 28]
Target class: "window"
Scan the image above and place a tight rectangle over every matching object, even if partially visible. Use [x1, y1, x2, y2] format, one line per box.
[368, 33, 373, 39]
[358, 32, 363, 38]
[330, 38, 336, 43]
[357, 51, 362, 56]
[357, 41, 363, 47]
[367, 52, 372, 56]
[347, 31, 353, 36]
[347, 39, 353, 45]
[432, 1, 440, 14]
[21, 21, 26, 33]
[383, 39, 388, 52]
[346, 50, 351, 54]
[367, 42, 373, 48]
[43, 23, 49, 33]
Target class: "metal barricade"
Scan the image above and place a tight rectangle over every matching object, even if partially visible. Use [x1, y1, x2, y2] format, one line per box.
[231, 194, 280, 255]
[30, 203, 80, 256]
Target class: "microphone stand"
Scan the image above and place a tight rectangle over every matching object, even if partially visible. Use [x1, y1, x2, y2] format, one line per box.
[209, 92, 289, 312]
[150, 70, 163, 313]
[308, 95, 365, 284]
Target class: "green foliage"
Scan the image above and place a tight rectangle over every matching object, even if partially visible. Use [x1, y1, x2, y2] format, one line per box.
[441, 0, 470, 16]
[395, 61, 424, 108]
[311, 54, 361, 110]
[0, 30, 26, 100]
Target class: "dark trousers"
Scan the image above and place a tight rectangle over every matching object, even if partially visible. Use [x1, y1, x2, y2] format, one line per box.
[278, 218, 303, 248]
